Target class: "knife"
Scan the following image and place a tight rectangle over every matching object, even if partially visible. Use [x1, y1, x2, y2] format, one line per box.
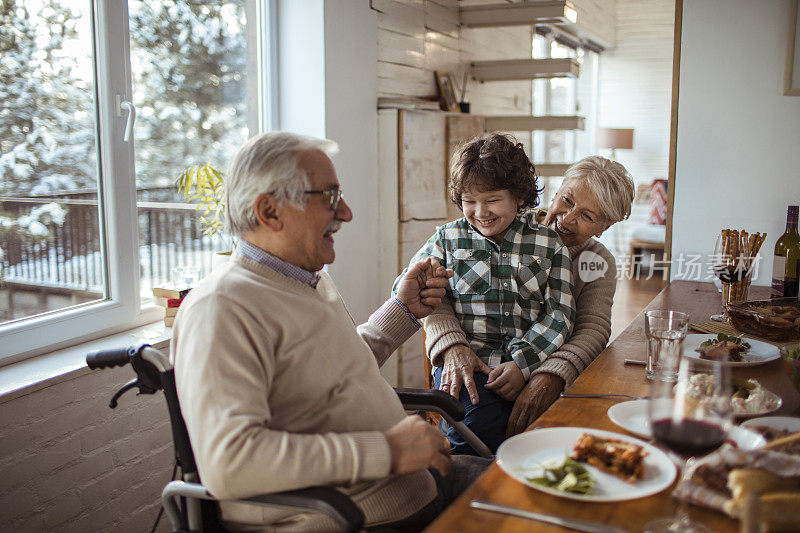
[470, 499, 629, 533]
[623, 359, 646, 366]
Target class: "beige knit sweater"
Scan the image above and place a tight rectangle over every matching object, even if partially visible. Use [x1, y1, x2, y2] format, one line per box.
[424, 238, 617, 386]
[171, 252, 436, 531]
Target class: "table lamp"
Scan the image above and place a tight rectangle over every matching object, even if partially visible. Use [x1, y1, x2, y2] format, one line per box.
[596, 127, 634, 160]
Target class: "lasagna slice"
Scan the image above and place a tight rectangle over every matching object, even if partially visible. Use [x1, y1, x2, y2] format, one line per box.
[570, 433, 648, 483]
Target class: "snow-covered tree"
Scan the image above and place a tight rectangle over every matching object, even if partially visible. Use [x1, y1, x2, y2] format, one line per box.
[0, 0, 96, 196]
[129, 0, 248, 191]
[0, 0, 249, 197]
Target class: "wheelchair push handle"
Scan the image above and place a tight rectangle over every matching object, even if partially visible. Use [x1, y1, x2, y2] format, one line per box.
[86, 346, 135, 369]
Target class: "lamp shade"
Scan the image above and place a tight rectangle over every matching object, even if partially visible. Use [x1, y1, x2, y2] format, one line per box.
[596, 128, 634, 150]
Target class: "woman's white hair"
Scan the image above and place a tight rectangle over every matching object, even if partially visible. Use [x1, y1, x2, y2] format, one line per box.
[562, 156, 635, 224]
[225, 131, 339, 236]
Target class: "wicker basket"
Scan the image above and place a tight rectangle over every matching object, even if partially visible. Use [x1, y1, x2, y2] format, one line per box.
[726, 297, 800, 342]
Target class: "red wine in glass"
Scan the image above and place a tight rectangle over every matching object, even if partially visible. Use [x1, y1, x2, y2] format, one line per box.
[651, 418, 727, 458]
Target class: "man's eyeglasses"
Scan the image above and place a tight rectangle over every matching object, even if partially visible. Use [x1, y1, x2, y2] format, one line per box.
[304, 188, 344, 211]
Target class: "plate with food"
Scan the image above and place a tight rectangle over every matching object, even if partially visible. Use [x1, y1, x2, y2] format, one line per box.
[683, 333, 780, 367]
[741, 416, 800, 453]
[496, 427, 676, 502]
[607, 400, 767, 449]
[684, 374, 782, 418]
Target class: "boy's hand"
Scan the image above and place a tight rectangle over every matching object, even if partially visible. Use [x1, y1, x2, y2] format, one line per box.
[395, 257, 454, 319]
[484, 362, 525, 401]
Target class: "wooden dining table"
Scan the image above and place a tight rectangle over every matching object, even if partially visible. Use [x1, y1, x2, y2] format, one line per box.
[425, 280, 800, 533]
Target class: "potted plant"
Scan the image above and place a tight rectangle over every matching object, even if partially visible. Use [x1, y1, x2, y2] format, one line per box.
[175, 163, 234, 269]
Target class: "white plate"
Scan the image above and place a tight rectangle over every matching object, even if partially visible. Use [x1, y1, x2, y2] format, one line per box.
[730, 387, 783, 419]
[741, 416, 800, 433]
[608, 400, 767, 449]
[683, 333, 780, 367]
[495, 427, 677, 502]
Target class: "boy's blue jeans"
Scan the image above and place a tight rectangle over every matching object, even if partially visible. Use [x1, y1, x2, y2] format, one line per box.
[433, 366, 513, 455]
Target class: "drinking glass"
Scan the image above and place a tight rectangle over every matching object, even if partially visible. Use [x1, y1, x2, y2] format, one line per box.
[645, 355, 733, 533]
[711, 233, 750, 322]
[645, 310, 689, 381]
[171, 266, 200, 290]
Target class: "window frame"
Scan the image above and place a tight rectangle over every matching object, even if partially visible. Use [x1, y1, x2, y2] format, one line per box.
[0, 0, 271, 365]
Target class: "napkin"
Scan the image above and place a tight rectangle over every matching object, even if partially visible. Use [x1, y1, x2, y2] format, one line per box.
[673, 445, 800, 514]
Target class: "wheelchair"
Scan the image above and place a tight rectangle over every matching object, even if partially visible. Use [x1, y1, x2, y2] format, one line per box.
[86, 344, 491, 532]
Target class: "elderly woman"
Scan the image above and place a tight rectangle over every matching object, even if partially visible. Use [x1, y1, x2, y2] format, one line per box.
[424, 156, 635, 447]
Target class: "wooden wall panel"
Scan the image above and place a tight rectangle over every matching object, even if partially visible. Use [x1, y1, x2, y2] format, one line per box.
[399, 111, 448, 221]
[374, 0, 533, 116]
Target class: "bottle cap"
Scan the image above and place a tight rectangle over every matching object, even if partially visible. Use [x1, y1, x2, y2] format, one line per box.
[789, 205, 799, 226]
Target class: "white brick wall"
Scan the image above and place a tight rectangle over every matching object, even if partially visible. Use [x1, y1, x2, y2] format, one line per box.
[597, 0, 675, 259]
[0, 365, 172, 532]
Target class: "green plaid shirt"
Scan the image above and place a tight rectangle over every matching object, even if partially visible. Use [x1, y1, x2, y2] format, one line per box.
[396, 213, 575, 379]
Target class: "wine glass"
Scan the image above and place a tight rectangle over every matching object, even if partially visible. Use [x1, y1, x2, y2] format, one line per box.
[710, 233, 746, 322]
[644, 355, 733, 533]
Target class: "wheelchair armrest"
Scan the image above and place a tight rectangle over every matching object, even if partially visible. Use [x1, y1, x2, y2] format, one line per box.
[394, 388, 494, 460]
[162, 481, 365, 533]
[394, 388, 465, 421]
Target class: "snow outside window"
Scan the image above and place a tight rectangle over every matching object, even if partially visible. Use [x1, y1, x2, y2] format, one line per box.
[0, 0, 267, 363]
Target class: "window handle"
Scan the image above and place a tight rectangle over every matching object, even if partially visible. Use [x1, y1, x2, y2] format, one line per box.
[120, 100, 136, 142]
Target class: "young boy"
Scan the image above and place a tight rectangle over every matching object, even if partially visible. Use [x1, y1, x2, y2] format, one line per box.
[395, 133, 575, 454]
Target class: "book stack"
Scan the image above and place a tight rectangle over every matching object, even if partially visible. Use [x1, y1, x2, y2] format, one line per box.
[153, 286, 192, 327]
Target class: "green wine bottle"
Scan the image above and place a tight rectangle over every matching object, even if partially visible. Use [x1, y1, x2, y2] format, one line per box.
[771, 205, 800, 298]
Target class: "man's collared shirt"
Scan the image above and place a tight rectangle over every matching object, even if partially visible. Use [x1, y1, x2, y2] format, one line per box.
[238, 239, 421, 327]
[400, 213, 575, 380]
[238, 239, 321, 288]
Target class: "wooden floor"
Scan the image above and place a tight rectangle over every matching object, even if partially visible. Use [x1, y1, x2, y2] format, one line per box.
[609, 277, 665, 341]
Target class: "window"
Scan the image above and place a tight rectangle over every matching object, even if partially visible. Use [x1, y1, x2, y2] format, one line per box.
[128, 0, 250, 301]
[0, 0, 270, 362]
[532, 30, 600, 208]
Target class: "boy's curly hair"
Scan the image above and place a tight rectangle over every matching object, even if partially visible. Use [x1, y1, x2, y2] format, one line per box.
[448, 133, 542, 211]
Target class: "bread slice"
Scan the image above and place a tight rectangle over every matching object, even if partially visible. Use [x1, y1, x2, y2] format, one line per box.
[723, 468, 800, 523]
[570, 433, 648, 483]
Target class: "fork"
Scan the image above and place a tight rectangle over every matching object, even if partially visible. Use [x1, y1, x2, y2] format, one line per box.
[560, 392, 650, 400]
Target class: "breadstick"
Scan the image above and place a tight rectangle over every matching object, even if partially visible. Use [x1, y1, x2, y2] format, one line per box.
[723, 229, 731, 263]
[754, 233, 767, 256]
[760, 429, 800, 451]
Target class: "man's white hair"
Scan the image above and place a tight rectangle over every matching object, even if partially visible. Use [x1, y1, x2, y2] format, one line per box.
[225, 131, 339, 236]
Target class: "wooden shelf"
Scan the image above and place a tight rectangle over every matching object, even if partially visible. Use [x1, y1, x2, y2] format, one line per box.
[536, 164, 572, 177]
[459, 1, 577, 28]
[484, 115, 584, 132]
[471, 58, 579, 82]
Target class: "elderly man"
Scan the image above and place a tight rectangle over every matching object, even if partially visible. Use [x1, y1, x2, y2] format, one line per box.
[171, 131, 489, 532]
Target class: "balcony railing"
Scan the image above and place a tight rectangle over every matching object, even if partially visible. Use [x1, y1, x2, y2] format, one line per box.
[1, 194, 229, 321]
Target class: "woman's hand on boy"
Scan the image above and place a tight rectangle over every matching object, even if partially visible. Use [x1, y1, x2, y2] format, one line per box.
[484, 362, 525, 401]
[440, 344, 491, 405]
[505, 373, 565, 437]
